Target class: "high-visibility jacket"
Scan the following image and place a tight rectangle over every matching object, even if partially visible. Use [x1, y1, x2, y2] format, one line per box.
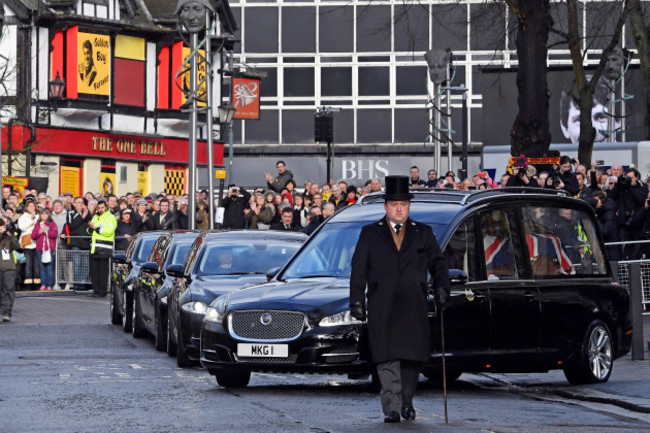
[87, 210, 117, 254]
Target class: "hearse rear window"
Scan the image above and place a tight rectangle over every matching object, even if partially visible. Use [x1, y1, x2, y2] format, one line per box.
[521, 205, 607, 278]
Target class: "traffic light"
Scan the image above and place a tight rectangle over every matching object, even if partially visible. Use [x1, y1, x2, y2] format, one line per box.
[314, 113, 333, 143]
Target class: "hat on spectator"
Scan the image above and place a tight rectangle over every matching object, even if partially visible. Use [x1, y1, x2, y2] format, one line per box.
[23, 194, 36, 202]
[137, 199, 147, 206]
[145, 197, 153, 203]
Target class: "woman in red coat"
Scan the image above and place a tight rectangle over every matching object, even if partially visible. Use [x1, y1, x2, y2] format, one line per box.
[31, 209, 58, 291]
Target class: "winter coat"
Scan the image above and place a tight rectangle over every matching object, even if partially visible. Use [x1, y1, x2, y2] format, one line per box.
[266, 170, 294, 193]
[0, 233, 20, 271]
[17, 212, 39, 250]
[607, 179, 648, 228]
[147, 211, 176, 231]
[66, 209, 91, 249]
[31, 220, 58, 252]
[222, 189, 252, 229]
[350, 217, 450, 363]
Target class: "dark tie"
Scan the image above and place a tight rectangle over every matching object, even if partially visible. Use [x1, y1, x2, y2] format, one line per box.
[395, 224, 401, 235]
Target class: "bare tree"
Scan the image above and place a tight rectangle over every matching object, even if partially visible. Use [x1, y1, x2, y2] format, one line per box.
[627, 0, 650, 139]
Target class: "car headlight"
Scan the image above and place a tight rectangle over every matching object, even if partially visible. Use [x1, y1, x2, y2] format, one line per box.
[181, 301, 208, 315]
[204, 306, 224, 324]
[319, 310, 363, 327]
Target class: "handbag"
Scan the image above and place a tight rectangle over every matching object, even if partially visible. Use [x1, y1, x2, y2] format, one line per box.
[41, 232, 52, 264]
[20, 233, 31, 248]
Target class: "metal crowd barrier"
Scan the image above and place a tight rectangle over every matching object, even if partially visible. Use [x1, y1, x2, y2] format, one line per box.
[54, 236, 127, 287]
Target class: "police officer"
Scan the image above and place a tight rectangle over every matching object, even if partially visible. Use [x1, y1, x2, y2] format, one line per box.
[350, 175, 449, 423]
[87, 200, 117, 297]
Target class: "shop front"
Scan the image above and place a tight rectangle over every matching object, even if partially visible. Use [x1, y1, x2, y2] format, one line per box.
[1, 125, 223, 198]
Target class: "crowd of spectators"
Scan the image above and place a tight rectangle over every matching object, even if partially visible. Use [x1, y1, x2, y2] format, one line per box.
[1, 156, 649, 295]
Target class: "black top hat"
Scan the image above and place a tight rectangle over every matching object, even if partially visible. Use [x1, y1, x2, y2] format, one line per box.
[383, 175, 414, 201]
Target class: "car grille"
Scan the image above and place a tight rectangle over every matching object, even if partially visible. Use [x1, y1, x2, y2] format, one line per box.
[234, 354, 299, 364]
[229, 310, 305, 342]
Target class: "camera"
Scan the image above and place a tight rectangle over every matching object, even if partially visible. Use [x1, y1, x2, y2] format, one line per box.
[570, 158, 577, 165]
[618, 175, 630, 187]
[517, 167, 527, 178]
[549, 171, 561, 188]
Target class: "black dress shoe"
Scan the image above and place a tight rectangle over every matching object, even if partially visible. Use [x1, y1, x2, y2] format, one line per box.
[401, 406, 416, 420]
[384, 411, 401, 423]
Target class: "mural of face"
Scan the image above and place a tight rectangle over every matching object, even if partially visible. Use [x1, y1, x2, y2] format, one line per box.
[424, 49, 452, 85]
[604, 46, 624, 81]
[176, 0, 215, 33]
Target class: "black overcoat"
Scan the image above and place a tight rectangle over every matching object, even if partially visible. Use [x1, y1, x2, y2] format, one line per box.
[350, 217, 449, 364]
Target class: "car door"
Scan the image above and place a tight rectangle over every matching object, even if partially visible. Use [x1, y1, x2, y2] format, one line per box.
[485, 207, 541, 360]
[433, 215, 491, 363]
[141, 235, 171, 328]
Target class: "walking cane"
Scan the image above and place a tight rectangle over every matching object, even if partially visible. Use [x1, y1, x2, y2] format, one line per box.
[440, 307, 448, 423]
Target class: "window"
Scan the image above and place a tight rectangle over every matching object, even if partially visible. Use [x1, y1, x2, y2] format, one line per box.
[480, 209, 520, 280]
[444, 217, 478, 281]
[521, 205, 607, 277]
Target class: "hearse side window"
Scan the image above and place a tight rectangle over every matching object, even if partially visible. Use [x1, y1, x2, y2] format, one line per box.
[521, 205, 607, 277]
[444, 218, 478, 281]
[480, 209, 520, 280]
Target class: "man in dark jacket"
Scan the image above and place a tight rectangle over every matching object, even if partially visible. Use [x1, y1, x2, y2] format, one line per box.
[588, 191, 621, 260]
[64, 197, 92, 290]
[607, 167, 648, 259]
[350, 175, 450, 423]
[264, 160, 293, 193]
[222, 185, 251, 229]
[147, 198, 176, 231]
[270, 207, 300, 231]
[544, 155, 579, 196]
[301, 206, 323, 235]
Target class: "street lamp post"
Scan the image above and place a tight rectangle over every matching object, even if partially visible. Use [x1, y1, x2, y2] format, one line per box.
[218, 103, 236, 187]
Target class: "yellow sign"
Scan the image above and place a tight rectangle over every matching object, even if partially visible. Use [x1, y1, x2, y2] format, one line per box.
[78, 32, 110, 96]
[2, 176, 28, 199]
[101, 172, 116, 195]
[182, 47, 206, 107]
[137, 170, 149, 196]
[215, 169, 226, 179]
[60, 167, 80, 197]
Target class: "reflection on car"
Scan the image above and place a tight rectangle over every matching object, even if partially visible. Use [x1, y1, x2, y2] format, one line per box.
[200, 189, 632, 388]
[166, 230, 307, 367]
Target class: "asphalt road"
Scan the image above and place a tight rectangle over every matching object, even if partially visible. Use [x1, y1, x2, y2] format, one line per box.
[1, 294, 648, 433]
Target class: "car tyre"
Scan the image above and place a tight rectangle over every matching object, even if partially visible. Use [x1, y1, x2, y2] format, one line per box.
[564, 319, 614, 385]
[216, 370, 251, 388]
[154, 306, 167, 352]
[422, 367, 462, 387]
[166, 310, 177, 357]
[110, 286, 121, 325]
[121, 289, 132, 333]
[176, 325, 193, 368]
[131, 290, 146, 338]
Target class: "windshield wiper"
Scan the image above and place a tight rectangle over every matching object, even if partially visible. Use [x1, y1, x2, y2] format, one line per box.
[290, 274, 342, 279]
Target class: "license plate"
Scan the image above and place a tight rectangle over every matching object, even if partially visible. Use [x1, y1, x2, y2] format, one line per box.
[237, 343, 289, 358]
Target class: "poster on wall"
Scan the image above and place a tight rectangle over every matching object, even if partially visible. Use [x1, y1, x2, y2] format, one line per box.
[60, 167, 81, 197]
[100, 172, 116, 195]
[181, 47, 207, 107]
[480, 67, 644, 148]
[77, 32, 111, 96]
[233, 77, 260, 120]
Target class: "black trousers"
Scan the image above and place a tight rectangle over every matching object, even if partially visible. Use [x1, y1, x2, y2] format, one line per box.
[89, 255, 109, 296]
[376, 360, 422, 415]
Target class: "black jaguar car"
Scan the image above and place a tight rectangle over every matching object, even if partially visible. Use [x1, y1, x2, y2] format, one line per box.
[166, 230, 307, 367]
[111, 231, 164, 332]
[131, 231, 200, 350]
[200, 189, 632, 388]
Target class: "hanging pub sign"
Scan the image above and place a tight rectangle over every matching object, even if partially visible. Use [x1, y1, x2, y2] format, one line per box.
[233, 77, 260, 120]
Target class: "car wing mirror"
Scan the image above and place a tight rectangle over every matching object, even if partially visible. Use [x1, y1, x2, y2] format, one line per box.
[166, 264, 186, 279]
[266, 267, 281, 281]
[449, 269, 468, 285]
[112, 253, 127, 264]
[141, 261, 158, 273]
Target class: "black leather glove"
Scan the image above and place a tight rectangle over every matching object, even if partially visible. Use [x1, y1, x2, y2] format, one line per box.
[349, 303, 366, 321]
[435, 290, 449, 311]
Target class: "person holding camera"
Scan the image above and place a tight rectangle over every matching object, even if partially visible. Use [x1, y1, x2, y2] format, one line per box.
[87, 200, 117, 297]
[506, 155, 538, 187]
[544, 155, 579, 196]
[222, 185, 251, 229]
[608, 167, 648, 259]
[0, 218, 20, 321]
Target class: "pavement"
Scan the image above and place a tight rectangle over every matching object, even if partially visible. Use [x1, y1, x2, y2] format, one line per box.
[9, 290, 650, 416]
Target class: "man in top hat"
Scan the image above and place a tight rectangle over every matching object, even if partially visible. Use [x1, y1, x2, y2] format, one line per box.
[350, 175, 449, 423]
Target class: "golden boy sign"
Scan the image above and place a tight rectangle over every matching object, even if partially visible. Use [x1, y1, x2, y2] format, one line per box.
[77, 32, 110, 96]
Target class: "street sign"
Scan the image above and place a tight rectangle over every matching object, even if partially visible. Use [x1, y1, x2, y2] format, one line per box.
[215, 168, 226, 179]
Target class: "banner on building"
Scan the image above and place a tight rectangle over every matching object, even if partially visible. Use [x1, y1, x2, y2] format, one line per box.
[182, 47, 207, 107]
[233, 77, 260, 120]
[77, 32, 111, 96]
[2, 176, 28, 199]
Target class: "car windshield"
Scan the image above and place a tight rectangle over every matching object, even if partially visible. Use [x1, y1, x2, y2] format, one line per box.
[282, 221, 446, 279]
[166, 242, 193, 267]
[133, 238, 159, 265]
[196, 242, 301, 276]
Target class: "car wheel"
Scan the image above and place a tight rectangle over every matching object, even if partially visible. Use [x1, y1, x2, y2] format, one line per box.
[131, 291, 146, 338]
[110, 287, 121, 325]
[166, 310, 177, 357]
[154, 306, 167, 352]
[176, 325, 193, 368]
[216, 370, 251, 388]
[564, 319, 614, 385]
[121, 290, 132, 333]
[422, 367, 462, 387]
